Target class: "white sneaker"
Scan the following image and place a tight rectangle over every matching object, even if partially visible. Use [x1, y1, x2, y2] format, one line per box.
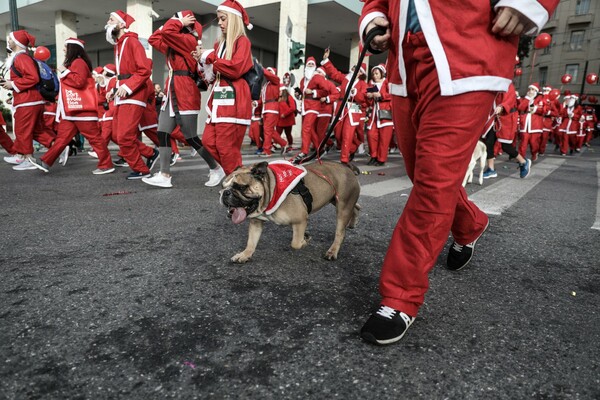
[92, 167, 115, 175]
[190, 148, 198, 157]
[357, 143, 366, 155]
[142, 172, 173, 188]
[205, 166, 226, 187]
[12, 158, 38, 171]
[4, 154, 25, 165]
[88, 151, 98, 159]
[58, 146, 69, 166]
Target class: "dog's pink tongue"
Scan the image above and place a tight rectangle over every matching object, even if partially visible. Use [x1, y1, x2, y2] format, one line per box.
[231, 208, 247, 224]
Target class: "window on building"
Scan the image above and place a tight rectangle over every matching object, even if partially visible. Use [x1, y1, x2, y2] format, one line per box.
[575, 0, 590, 15]
[569, 30, 585, 51]
[566, 64, 579, 83]
[539, 67, 548, 87]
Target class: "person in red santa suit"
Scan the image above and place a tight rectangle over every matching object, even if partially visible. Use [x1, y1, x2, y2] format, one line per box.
[358, 0, 558, 345]
[314, 67, 340, 150]
[193, 0, 253, 176]
[365, 64, 393, 166]
[517, 83, 545, 161]
[574, 101, 587, 152]
[258, 67, 288, 157]
[558, 95, 582, 155]
[105, 10, 157, 180]
[29, 38, 114, 174]
[482, 83, 531, 179]
[320, 49, 369, 169]
[249, 99, 263, 153]
[0, 113, 14, 155]
[539, 85, 557, 156]
[276, 73, 297, 149]
[1, 30, 47, 171]
[291, 57, 333, 162]
[583, 106, 597, 146]
[145, 11, 223, 188]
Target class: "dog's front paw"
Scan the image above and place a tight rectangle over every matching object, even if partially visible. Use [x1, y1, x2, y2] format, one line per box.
[231, 251, 252, 263]
[323, 248, 339, 261]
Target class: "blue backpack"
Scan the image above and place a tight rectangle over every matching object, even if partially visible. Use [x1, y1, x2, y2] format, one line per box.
[11, 54, 59, 101]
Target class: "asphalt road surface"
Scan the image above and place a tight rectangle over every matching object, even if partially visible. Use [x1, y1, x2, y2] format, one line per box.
[1, 139, 599, 399]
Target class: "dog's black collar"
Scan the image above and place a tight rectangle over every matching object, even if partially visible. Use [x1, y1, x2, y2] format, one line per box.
[291, 179, 313, 214]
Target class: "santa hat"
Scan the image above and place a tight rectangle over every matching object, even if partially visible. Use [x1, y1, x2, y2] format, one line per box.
[92, 66, 104, 76]
[65, 37, 85, 49]
[528, 83, 540, 92]
[542, 86, 552, 92]
[111, 10, 135, 29]
[305, 57, 316, 67]
[372, 63, 386, 75]
[217, 0, 253, 30]
[176, 10, 202, 38]
[563, 90, 572, 96]
[266, 67, 276, 75]
[10, 30, 36, 49]
[104, 64, 116, 75]
[358, 63, 367, 75]
[315, 67, 326, 76]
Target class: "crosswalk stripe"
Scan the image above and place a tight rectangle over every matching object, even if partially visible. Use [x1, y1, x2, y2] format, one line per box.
[469, 157, 566, 216]
[592, 162, 600, 231]
[360, 176, 413, 197]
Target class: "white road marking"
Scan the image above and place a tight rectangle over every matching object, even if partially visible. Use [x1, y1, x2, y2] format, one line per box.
[360, 176, 413, 197]
[592, 162, 600, 230]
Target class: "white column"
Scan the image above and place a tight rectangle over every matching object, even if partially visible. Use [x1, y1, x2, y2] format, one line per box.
[349, 33, 361, 71]
[277, 0, 308, 139]
[54, 10, 77, 67]
[127, 0, 154, 60]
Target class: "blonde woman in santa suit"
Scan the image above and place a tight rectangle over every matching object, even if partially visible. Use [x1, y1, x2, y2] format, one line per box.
[30, 38, 114, 175]
[193, 0, 253, 176]
[365, 64, 393, 166]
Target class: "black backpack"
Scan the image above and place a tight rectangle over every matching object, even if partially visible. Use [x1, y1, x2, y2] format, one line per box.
[244, 57, 264, 101]
[11, 54, 59, 102]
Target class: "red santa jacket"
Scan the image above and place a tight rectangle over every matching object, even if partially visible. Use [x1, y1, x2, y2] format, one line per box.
[96, 82, 108, 119]
[114, 32, 152, 108]
[149, 18, 201, 115]
[367, 78, 393, 129]
[200, 36, 253, 125]
[261, 69, 282, 115]
[583, 107, 597, 132]
[298, 73, 331, 116]
[493, 83, 518, 143]
[318, 78, 340, 118]
[359, 0, 558, 97]
[321, 59, 368, 126]
[559, 105, 582, 135]
[518, 94, 544, 134]
[278, 92, 297, 128]
[57, 58, 98, 121]
[102, 76, 117, 122]
[7, 51, 45, 109]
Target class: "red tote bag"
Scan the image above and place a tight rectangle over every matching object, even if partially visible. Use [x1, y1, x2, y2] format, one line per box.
[61, 77, 98, 113]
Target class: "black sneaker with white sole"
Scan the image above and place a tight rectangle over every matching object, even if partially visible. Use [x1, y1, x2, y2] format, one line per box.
[127, 171, 151, 180]
[114, 158, 129, 167]
[446, 220, 489, 271]
[360, 305, 415, 345]
[146, 148, 160, 170]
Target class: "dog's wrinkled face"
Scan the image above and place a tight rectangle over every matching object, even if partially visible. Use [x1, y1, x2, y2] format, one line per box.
[219, 162, 269, 224]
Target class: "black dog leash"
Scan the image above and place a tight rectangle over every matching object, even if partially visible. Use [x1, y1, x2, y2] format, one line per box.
[294, 26, 386, 166]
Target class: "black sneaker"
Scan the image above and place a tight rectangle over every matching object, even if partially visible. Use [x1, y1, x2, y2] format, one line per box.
[127, 171, 151, 180]
[360, 305, 415, 345]
[146, 148, 160, 170]
[446, 220, 489, 271]
[114, 158, 129, 167]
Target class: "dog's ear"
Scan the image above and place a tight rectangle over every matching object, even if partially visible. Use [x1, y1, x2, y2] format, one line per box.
[250, 162, 269, 180]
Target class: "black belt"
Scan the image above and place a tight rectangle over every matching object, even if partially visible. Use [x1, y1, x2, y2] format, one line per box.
[172, 70, 192, 77]
[264, 99, 278, 103]
[291, 179, 313, 214]
[117, 74, 132, 80]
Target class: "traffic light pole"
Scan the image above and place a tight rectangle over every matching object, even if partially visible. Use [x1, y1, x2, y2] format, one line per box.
[9, 0, 20, 31]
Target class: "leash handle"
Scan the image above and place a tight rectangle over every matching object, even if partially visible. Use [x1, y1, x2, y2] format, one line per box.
[296, 26, 387, 165]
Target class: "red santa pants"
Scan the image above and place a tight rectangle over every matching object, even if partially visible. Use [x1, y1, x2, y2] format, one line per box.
[262, 113, 287, 155]
[42, 119, 113, 169]
[337, 115, 360, 163]
[518, 132, 542, 159]
[202, 122, 246, 174]
[379, 33, 492, 317]
[113, 104, 149, 174]
[249, 121, 262, 149]
[368, 124, 393, 162]
[12, 104, 44, 155]
[0, 125, 14, 154]
[300, 112, 319, 154]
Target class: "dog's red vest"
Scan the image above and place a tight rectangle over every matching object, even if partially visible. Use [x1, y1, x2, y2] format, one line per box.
[264, 161, 307, 215]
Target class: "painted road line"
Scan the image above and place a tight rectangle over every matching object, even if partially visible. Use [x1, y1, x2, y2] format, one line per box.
[592, 162, 600, 230]
[469, 157, 566, 216]
[360, 176, 413, 197]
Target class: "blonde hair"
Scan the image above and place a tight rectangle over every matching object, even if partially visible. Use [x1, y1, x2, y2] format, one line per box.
[218, 11, 247, 61]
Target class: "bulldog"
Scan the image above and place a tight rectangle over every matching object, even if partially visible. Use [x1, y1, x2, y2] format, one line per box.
[220, 160, 361, 263]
